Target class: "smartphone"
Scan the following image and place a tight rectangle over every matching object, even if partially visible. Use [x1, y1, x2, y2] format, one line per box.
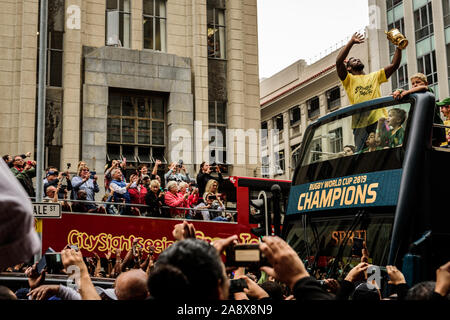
[45, 252, 64, 274]
[90, 171, 96, 179]
[229, 278, 248, 294]
[225, 244, 270, 268]
[69, 245, 79, 251]
[351, 237, 364, 257]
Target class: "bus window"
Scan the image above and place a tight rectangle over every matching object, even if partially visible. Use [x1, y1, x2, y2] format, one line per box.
[285, 214, 393, 281]
[301, 102, 412, 166]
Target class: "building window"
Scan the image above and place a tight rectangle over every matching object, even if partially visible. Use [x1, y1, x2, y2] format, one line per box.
[143, 0, 167, 51]
[386, 0, 403, 11]
[289, 106, 301, 126]
[274, 114, 283, 132]
[275, 150, 285, 175]
[39, 0, 65, 87]
[261, 155, 269, 178]
[326, 87, 341, 110]
[307, 96, 320, 119]
[207, 7, 226, 59]
[391, 64, 409, 90]
[311, 139, 322, 163]
[414, 1, 433, 42]
[291, 143, 301, 170]
[261, 121, 268, 148]
[329, 128, 343, 154]
[106, 0, 131, 47]
[209, 101, 227, 164]
[444, 0, 450, 28]
[417, 51, 438, 86]
[107, 92, 166, 167]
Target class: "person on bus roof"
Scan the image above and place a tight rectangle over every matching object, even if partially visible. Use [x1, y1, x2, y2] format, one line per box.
[196, 162, 223, 200]
[376, 108, 406, 148]
[336, 32, 404, 151]
[437, 97, 450, 147]
[392, 73, 447, 147]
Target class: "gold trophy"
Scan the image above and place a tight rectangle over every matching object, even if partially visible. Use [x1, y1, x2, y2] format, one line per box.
[385, 28, 408, 49]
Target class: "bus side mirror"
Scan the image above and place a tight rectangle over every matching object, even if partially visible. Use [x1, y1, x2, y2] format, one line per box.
[250, 198, 270, 238]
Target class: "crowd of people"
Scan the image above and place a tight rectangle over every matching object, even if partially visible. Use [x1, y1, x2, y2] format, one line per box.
[1, 220, 449, 301]
[1, 153, 234, 222]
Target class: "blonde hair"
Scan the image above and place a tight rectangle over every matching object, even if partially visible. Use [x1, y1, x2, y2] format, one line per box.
[166, 180, 178, 191]
[411, 73, 427, 84]
[205, 179, 219, 194]
[77, 165, 89, 176]
[150, 179, 160, 188]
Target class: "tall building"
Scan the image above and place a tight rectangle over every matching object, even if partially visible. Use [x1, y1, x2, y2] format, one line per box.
[0, 0, 261, 184]
[373, 0, 450, 99]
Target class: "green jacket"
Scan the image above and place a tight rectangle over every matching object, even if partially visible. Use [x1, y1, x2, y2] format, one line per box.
[10, 167, 36, 197]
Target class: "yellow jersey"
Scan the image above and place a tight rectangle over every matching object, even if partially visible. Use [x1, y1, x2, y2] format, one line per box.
[342, 69, 388, 128]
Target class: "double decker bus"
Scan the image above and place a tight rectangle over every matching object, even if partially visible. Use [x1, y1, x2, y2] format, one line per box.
[40, 176, 291, 258]
[283, 92, 450, 286]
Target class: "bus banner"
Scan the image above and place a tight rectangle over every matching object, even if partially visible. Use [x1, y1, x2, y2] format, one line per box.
[286, 169, 403, 214]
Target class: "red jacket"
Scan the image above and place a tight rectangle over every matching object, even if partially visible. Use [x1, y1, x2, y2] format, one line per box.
[164, 191, 188, 218]
[128, 185, 148, 205]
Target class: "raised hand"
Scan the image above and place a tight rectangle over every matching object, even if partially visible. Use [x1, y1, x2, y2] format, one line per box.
[351, 32, 365, 45]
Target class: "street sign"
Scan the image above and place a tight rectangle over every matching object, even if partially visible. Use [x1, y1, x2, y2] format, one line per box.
[33, 202, 61, 218]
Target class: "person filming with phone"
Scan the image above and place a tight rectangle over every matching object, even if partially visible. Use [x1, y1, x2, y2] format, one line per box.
[71, 165, 100, 211]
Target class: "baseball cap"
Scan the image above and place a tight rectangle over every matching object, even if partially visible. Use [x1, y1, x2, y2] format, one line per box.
[46, 171, 58, 177]
[436, 97, 450, 106]
[142, 174, 150, 180]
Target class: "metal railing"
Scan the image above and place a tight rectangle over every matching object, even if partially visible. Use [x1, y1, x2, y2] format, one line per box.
[31, 197, 239, 221]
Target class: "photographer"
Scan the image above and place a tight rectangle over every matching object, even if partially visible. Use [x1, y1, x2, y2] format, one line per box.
[10, 155, 36, 198]
[194, 192, 229, 221]
[43, 167, 72, 199]
[164, 160, 191, 185]
[196, 162, 223, 200]
[71, 166, 101, 211]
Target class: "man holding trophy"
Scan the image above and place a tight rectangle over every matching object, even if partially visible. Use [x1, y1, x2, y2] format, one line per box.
[336, 30, 406, 151]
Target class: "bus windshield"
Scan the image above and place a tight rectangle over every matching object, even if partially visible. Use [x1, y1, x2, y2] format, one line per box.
[284, 213, 393, 281]
[301, 102, 412, 167]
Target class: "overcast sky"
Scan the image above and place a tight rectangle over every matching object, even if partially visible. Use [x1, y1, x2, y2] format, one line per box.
[257, 0, 369, 79]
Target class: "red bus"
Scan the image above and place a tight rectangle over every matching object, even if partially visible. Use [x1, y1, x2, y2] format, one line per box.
[39, 176, 291, 258]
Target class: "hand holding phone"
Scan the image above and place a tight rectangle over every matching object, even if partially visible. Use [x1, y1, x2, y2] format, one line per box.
[225, 244, 270, 268]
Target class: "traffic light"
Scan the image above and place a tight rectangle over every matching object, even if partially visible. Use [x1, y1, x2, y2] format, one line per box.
[250, 197, 270, 238]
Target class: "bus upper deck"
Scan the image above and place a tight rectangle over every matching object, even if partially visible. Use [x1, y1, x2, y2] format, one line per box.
[283, 92, 450, 284]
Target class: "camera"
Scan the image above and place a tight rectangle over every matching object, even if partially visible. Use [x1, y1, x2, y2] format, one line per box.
[225, 244, 270, 268]
[178, 159, 183, 168]
[67, 163, 71, 169]
[207, 195, 217, 200]
[90, 171, 96, 179]
[229, 278, 248, 294]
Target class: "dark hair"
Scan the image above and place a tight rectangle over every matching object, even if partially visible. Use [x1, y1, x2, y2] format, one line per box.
[351, 282, 380, 301]
[344, 145, 356, 153]
[406, 281, 435, 300]
[0, 286, 17, 300]
[147, 264, 189, 300]
[150, 238, 225, 301]
[259, 281, 284, 301]
[199, 161, 206, 173]
[2, 155, 10, 162]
